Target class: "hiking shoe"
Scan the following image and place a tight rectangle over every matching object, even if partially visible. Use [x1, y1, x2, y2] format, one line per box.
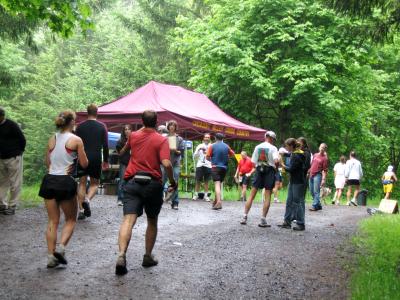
[212, 205, 222, 210]
[142, 254, 158, 268]
[53, 251, 67, 265]
[350, 199, 358, 206]
[2, 207, 15, 215]
[77, 211, 86, 220]
[47, 254, 60, 268]
[240, 215, 247, 225]
[171, 203, 179, 210]
[82, 200, 91, 217]
[258, 218, 271, 228]
[117, 200, 123, 206]
[309, 207, 318, 211]
[115, 254, 128, 276]
[293, 224, 305, 231]
[277, 221, 291, 229]
[0, 206, 7, 213]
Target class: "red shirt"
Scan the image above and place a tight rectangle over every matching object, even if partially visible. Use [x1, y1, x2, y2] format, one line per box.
[238, 157, 254, 175]
[309, 152, 328, 177]
[124, 128, 170, 181]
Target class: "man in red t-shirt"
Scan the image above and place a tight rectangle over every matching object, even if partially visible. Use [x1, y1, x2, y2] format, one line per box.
[234, 151, 254, 202]
[308, 143, 328, 211]
[115, 110, 177, 276]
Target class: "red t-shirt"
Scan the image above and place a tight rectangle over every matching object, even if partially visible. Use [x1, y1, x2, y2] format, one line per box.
[309, 152, 328, 177]
[124, 128, 170, 181]
[238, 157, 254, 175]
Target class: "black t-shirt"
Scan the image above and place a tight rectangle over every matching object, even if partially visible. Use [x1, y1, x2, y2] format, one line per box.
[76, 119, 109, 162]
[285, 152, 306, 184]
[0, 119, 26, 159]
[116, 138, 130, 166]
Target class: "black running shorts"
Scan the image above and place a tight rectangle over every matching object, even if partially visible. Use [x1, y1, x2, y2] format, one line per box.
[252, 167, 276, 190]
[39, 174, 78, 201]
[77, 153, 102, 179]
[346, 179, 360, 186]
[195, 166, 211, 182]
[211, 167, 227, 182]
[240, 175, 251, 186]
[122, 179, 163, 218]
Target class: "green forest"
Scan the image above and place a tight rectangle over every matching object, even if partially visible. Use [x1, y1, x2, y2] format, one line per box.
[1, 0, 400, 198]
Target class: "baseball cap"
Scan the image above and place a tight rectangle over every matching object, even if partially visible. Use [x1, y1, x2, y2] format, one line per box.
[265, 131, 276, 140]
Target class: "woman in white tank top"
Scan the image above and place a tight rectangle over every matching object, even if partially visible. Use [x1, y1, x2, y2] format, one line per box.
[38, 110, 88, 268]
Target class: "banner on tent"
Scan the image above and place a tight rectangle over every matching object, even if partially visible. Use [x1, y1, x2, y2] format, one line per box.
[192, 120, 250, 137]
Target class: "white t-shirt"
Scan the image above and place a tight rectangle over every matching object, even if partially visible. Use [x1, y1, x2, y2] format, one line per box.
[194, 142, 212, 168]
[251, 142, 279, 167]
[333, 162, 346, 177]
[345, 158, 363, 180]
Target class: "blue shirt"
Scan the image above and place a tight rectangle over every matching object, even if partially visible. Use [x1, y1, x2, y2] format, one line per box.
[207, 141, 234, 169]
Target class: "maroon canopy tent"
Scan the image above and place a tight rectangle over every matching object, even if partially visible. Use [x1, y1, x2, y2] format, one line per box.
[76, 81, 265, 141]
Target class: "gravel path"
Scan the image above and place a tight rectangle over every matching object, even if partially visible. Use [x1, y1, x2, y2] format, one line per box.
[0, 196, 367, 299]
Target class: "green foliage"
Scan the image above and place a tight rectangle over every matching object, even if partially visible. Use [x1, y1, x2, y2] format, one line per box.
[0, 0, 93, 39]
[174, 0, 400, 198]
[351, 214, 400, 299]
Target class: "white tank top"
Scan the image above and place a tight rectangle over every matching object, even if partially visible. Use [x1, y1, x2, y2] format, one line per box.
[49, 132, 77, 175]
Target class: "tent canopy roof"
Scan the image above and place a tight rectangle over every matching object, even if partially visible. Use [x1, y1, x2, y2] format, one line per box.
[77, 81, 266, 141]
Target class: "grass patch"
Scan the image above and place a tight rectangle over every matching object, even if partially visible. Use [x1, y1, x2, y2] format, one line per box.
[350, 214, 400, 299]
[20, 183, 42, 208]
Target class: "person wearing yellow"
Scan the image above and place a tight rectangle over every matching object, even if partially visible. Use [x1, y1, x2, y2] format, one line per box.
[382, 165, 397, 199]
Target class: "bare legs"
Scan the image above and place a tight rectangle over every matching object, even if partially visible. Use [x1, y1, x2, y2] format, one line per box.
[118, 214, 158, 256]
[346, 185, 360, 205]
[243, 187, 272, 217]
[272, 181, 282, 202]
[213, 181, 222, 208]
[333, 188, 343, 205]
[78, 176, 99, 209]
[45, 197, 77, 254]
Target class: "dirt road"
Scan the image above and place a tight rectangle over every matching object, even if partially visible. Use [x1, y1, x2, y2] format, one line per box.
[0, 197, 367, 299]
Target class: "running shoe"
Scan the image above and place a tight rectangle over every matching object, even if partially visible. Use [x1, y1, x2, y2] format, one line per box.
[277, 221, 291, 229]
[192, 195, 198, 201]
[82, 200, 91, 217]
[258, 218, 271, 228]
[142, 254, 158, 267]
[204, 196, 211, 202]
[2, 207, 15, 215]
[115, 254, 128, 275]
[47, 254, 60, 268]
[292, 224, 305, 231]
[171, 203, 179, 210]
[274, 198, 279, 203]
[350, 199, 358, 206]
[53, 251, 67, 265]
[117, 200, 123, 206]
[77, 211, 86, 220]
[240, 215, 247, 225]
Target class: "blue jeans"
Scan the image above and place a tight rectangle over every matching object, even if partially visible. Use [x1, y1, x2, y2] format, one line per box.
[309, 173, 322, 208]
[117, 164, 127, 202]
[162, 165, 180, 205]
[284, 183, 305, 225]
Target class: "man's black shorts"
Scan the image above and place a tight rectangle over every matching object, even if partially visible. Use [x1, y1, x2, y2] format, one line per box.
[252, 167, 276, 190]
[240, 175, 251, 186]
[123, 179, 163, 218]
[195, 166, 211, 182]
[39, 174, 78, 202]
[211, 167, 227, 182]
[346, 179, 360, 186]
[77, 153, 102, 179]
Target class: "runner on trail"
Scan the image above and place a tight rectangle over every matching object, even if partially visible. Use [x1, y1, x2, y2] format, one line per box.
[206, 133, 235, 210]
[234, 151, 253, 202]
[240, 131, 279, 227]
[382, 165, 397, 199]
[193, 133, 212, 201]
[309, 143, 328, 211]
[332, 156, 346, 205]
[115, 110, 176, 276]
[277, 138, 306, 231]
[75, 104, 109, 220]
[38, 110, 88, 268]
[345, 151, 363, 206]
[116, 124, 132, 206]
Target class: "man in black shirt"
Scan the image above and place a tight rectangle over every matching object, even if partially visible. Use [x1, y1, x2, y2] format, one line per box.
[76, 104, 109, 219]
[0, 107, 26, 215]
